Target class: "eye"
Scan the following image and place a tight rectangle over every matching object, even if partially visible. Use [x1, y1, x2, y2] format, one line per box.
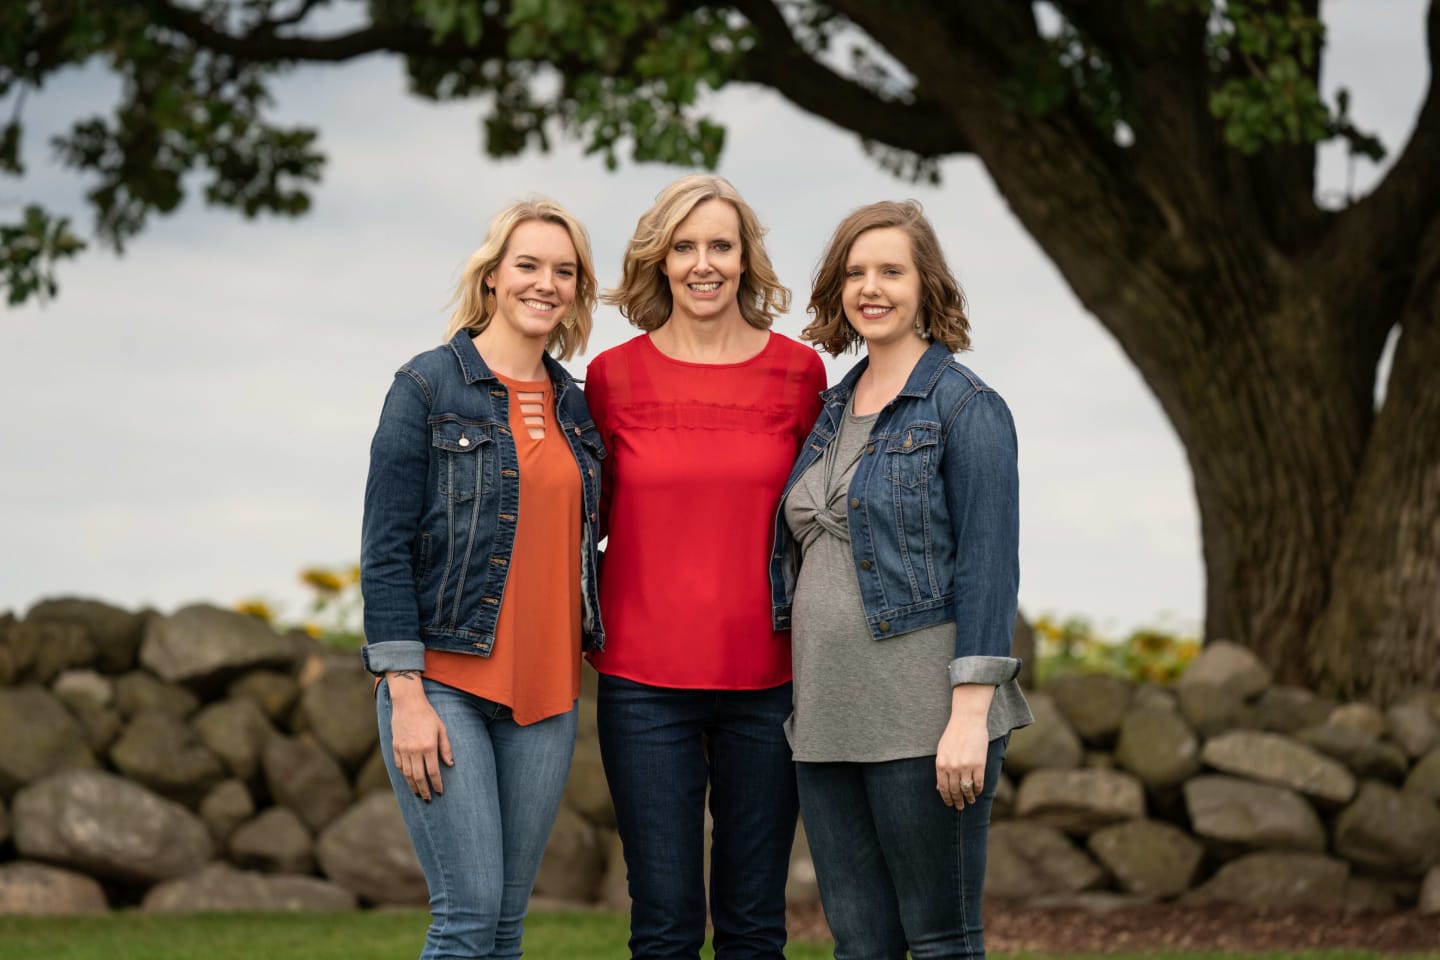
[884, 267, 902, 277]
[558, 268, 575, 279]
[674, 242, 693, 253]
[845, 270, 862, 279]
[714, 242, 732, 252]
[516, 261, 536, 271]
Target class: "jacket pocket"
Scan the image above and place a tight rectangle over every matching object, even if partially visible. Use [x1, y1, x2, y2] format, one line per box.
[882, 423, 941, 489]
[430, 416, 493, 503]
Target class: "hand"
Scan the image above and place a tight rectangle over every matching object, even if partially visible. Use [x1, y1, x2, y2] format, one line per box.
[386, 672, 454, 801]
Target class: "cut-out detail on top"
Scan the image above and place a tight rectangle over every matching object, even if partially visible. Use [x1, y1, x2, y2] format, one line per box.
[516, 389, 547, 440]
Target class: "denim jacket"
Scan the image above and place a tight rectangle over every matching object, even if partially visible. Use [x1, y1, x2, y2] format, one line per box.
[360, 333, 607, 674]
[769, 343, 1021, 687]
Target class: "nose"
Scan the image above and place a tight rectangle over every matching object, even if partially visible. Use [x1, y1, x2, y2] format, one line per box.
[861, 270, 880, 296]
[535, 268, 557, 292]
[694, 249, 713, 274]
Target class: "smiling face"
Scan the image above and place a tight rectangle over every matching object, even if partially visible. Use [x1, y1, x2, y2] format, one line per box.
[843, 226, 924, 349]
[660, 199, 745, 325]
[485, 219, 579, 344]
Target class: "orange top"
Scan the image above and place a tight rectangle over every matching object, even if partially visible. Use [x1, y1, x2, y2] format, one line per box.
[424, 372, 582, 724]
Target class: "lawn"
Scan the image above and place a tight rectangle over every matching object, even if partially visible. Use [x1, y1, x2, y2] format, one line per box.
[0, 909, 1426, 959]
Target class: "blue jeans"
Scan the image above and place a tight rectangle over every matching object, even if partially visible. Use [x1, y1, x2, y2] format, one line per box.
[796, 735, 1009, 960]
[378, 678, 578, 959]
[597, 674, 798, 960]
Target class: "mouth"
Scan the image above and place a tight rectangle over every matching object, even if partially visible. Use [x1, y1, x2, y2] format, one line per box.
[860, 304, 893, 318]
[688, 282, 721, 293]
[522, 299, 557, 312]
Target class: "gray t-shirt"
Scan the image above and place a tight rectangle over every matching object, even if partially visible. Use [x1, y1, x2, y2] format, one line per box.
[783, 401, 1031, 763]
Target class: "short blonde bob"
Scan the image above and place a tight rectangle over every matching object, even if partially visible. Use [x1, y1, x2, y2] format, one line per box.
[603, 174, 789, 331]
[445, 198, 597, 360]
[803, 200, 971, 356]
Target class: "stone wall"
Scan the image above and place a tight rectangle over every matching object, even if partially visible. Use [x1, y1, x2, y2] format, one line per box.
[0, 598, 1436, 917]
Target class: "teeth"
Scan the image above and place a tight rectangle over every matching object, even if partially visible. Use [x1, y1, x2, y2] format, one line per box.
[861, 306, 891, 316]
[689, 282, 720, 292]
[523, 300, 555, 311]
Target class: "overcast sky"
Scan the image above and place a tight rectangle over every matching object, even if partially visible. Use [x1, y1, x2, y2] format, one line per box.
[0, 2, 1426, 637]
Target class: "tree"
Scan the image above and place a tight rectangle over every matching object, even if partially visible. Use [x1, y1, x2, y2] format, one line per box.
[4, 0, 1436, 702]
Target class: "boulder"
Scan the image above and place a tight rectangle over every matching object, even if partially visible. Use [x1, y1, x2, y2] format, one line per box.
[1405, 749, 1440, 805]
[315, 792, 427, 905]
[193, 698, 277, 782]
[564, 736, 615, 828]
[0, 687, 97, 798]
[0, 861, 108, 914]
[198, 779, 255, 844]
[1176, 641, 1270, 699]
[1177, 682, 1249, 737]
[1086, 819, 1204, 899]
[1114, 703, 1201, 789]
[1183, 775, 1326, 852]
[141, 862, 356, 913]
[8, 622, 94, 685]
[261, 736, 353, 832]
[1386, 694, 1439, 759]
[1420, 867, 1440, 916]
[293, 667, 379, 770]
[113, 670, 200, 720]
[1251, 686, 1338, 734]
[1330, 702, 1388, 737]
[1345, 875, 1401, 913]
[1295, 722, 1410, 783]
[355, 747, 393, 797]
[1186, 852, 1349, 910]
[1333, 781, 1440, 875]
[51, 669, 113, 712]
[228, 670, 301, 725]
[109, 710, 226, 804]
[1131, 684, 1178, 712]
[1004, 692, 1082, 774]
[985, 822, 1105, 900]
[1199, 731, 1355, 805]
[140, 604, 294, 690]
[13, 769, 211, 882]
[25, 597, 148, 674]
[1014, 768, 1146, 834]
[230, 806, 314, 875]
[1042, 674, 1134, 746]
[533, 805, 605, 904]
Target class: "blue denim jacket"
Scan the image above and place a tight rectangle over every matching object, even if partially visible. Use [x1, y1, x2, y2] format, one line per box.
[769, 343, 1021, 683]
[360, 333, 607, 674]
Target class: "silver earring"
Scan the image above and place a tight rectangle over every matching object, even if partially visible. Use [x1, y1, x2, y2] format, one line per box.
[915, 316, 930, 341]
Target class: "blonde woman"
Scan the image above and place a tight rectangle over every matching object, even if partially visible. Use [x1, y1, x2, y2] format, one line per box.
[585, 175, 826, 959]
[770, 200, 1031, 959]
[360, 198, 607, 959]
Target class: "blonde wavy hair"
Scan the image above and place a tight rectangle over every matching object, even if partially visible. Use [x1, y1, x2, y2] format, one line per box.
[803, 200, 971, 356]
[445, 198, 597, 360]
[603, 174, 789, 331]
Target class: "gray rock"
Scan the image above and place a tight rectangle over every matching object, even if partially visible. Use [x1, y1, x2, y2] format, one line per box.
[142, 862, 356, 913]
[193, 698, 277, 782]
[1405, 749, 1440, 805]
[1200, 731, 1355, 805]
[1004, 692, 1083, 773]
[0, 687, 97, 798]
[1114, 703, 1201, 789]
[113, 670, 201, 720]
[1014, 768, 1146, 834]
[1251, 686, 1338, 734]
[533, 805, 605, 904]
[1333, 781, 1440, 875]
[0, 799, 9, 846]
[13, 769, 212, 882]
[1183, 775, 1326, 852]
[25, 597, 148, 674]
[140, 604, 294, 689]
[51, 670, 113, 711]
[1295, 722, 1410, 783]
[228, 670, 301, 725]
[354, 747, 393, 797]
[262, 735, 352, 832]
[1177, 682, 1249, 737]
[1186, 852, 1349, 909]
[1420, 867, 1440, 916]
[1386, 694, 1439, 759]
[564, 736, 614, 828]
[985, 821, 1105, 900]
[199, 779, 254, 844]
[1042, 674, 1134, 746]
[1329, 702, 1388, 737]
[315, 792, 427, 905]
[294, 667, 378, 770]
[68, 703, 123, 754]
[1177, 640, 1271, 699]
[9, 622, 95, 685]
[110, 710, 226, 804]
[1131, 684, 1178, 712]
[0, 861, 108, 914]
[230, 806, 314, 874]
[1345, 874, 1401, 913]
[1086, 819, 1204, 899]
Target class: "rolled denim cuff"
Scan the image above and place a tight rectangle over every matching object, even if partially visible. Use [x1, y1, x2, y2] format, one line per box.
[360, 640, 426, 676]
[948, 655, 1022, 687]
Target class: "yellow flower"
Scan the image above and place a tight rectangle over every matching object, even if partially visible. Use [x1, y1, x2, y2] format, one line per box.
[300, 567, 345, 594]
[235, 599, 275, 623]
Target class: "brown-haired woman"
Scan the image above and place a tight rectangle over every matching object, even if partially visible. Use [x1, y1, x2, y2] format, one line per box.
[769, 200, 1032, 959]
[585, 174, 826, 958]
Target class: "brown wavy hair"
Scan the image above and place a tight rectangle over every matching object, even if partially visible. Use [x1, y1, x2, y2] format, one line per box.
[603, 174, 789, 331]
[802, 200, 971, 356]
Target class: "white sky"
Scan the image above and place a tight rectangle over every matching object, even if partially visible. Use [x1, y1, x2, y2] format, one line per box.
[0, 2, 1426, 637]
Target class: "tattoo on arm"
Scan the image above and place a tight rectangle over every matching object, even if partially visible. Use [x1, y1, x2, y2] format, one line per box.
[388, 670, 422, 681]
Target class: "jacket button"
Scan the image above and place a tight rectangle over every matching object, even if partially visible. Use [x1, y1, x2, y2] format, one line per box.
[866, 443, 875, 455]
[573, 426, 581, 436]
[458, 436, 470, 447]
[859, 560, 871, 570]
[878, 620, 890, 631]
[589, 513, 597, 522]
[588, 468, 595, 478]
[849, 497, 859, 509]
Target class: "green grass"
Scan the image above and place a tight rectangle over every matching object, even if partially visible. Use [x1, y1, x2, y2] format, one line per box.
[0, 910, 1427, 959]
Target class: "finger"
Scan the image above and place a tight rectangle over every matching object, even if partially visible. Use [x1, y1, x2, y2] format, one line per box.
[936, 766, 957, 808]
[438, 722, 455, 768]
[424, 748, 444, 797]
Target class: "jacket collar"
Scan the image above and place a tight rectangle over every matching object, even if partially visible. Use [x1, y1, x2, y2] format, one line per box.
[447, 331, 573, 392]
[822, 341, 954, 405]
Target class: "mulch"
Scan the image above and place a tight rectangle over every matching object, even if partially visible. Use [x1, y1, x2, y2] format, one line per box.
[786, 902, 1440, 954]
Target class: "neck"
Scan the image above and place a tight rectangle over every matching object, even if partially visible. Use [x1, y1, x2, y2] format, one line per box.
[853, 337, 930, 415]
[651, 312, 767, 364]
[473, 324, 548, 381]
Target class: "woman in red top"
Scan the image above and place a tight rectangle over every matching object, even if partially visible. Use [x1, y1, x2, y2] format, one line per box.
[586, 174, 826, 959]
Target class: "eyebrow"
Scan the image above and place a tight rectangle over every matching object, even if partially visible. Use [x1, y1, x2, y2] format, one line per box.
[847, 261, 908, 270]
[514, 253, 578, 268]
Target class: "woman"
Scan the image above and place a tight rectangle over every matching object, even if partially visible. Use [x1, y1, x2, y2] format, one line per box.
[585, 174, 826, 959]
[770, 200, 1032, 959]
[359, 198, 607, 959]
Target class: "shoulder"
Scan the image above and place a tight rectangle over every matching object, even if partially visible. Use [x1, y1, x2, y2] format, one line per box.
[399, 341, 456, 385]
[935, 361, 1016, 439]
[586, 334, 648, 379]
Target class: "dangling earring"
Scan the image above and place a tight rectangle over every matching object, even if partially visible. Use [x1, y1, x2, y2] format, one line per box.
[484, 285, 496, 316]
[562, 309, 578, 331]
[915, 314, 931, 341]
